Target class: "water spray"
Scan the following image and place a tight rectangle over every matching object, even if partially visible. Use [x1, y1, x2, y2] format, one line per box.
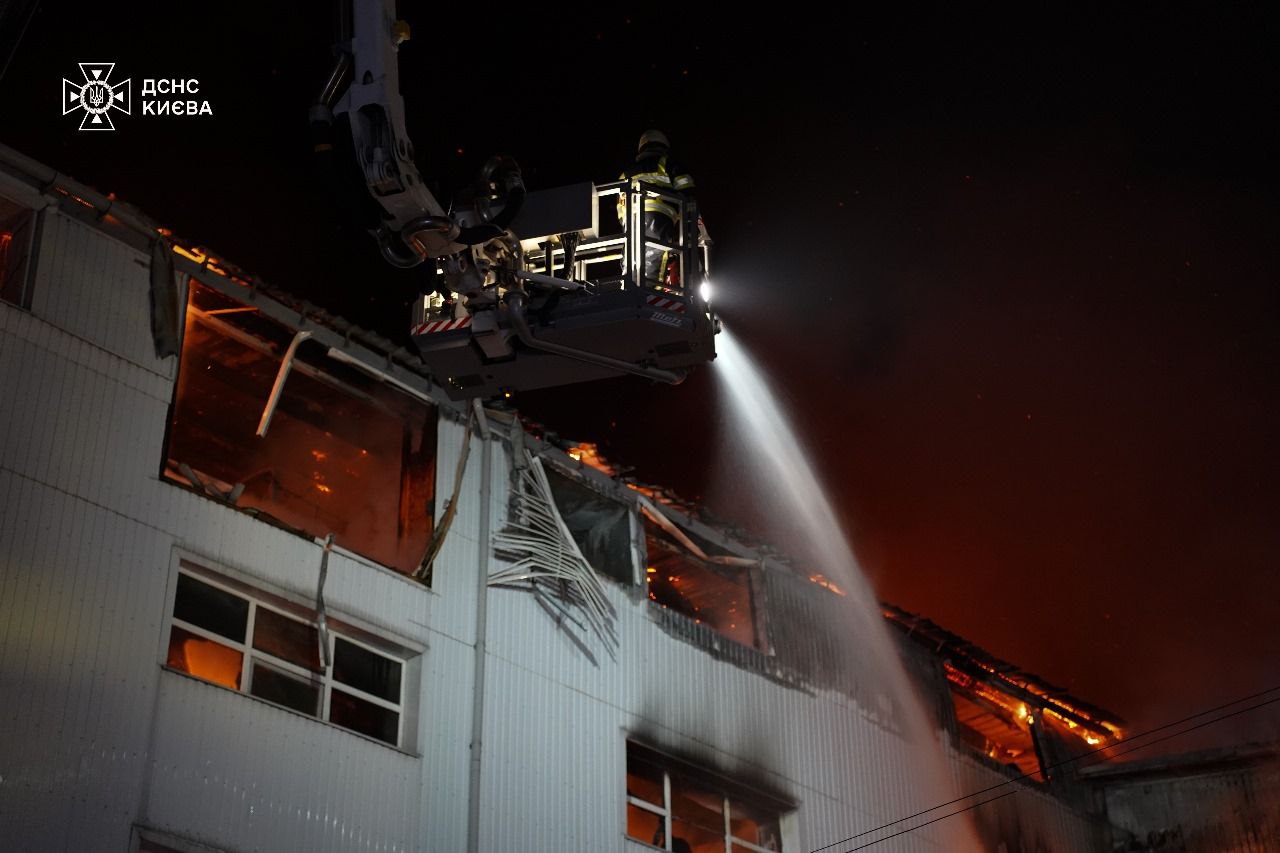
[712, 323, 983, 851]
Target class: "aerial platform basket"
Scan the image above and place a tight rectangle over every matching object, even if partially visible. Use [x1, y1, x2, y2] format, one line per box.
[410, 179, 718, 400]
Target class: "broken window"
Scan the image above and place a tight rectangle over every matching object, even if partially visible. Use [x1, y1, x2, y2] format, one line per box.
[546, 468, 634, 584]
[0, 195, 36, 308]
[165, 563, 410, 747]
[644, 519, 762, 651]
[164, 282, 437, 576]
[946, 666, 1044, 781]
[625, 741, 786, 852]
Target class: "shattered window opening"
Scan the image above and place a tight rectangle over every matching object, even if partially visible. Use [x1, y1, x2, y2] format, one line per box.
[164, 281, 437, 577]
[644, 519, 763, 651]
[546, 468, 635, 584]
[946, 667, 1045, 782]
[0, 195, 36, 308]
[165, 565, 409, 747]
[625, 742, 785, 853]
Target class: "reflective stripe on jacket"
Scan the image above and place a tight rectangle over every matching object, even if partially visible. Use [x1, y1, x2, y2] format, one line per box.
[618, 154, 694, 224]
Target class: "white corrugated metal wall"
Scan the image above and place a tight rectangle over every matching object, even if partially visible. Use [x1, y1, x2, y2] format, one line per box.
[476, 577, 1107, 852]
[0, 203, 479, 852]
[0, 174, 1111, 853]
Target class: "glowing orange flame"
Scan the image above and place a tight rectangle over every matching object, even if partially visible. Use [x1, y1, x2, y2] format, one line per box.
[566, 442, 615, 474]
[808, 572, 847, 596]
[944, 662, 1120, 748]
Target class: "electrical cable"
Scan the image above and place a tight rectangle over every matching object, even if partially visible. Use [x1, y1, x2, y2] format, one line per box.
[829, 695, 1280, 851]
[0, 1, 40, 84]
[842, 791, 1019, 852]
[1070, 695, 1280, 770]
[811, 684, 1280, 853]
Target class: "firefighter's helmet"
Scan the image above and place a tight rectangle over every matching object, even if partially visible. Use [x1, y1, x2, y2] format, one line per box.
[637, 129, 670, 155]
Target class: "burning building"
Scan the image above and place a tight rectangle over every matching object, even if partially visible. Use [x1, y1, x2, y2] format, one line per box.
[0, 145, 1276, 852]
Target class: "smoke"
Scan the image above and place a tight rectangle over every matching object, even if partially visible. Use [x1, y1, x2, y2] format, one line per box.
[712, 325, 982, 851]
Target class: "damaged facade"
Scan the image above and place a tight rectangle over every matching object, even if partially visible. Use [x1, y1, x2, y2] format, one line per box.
[0, 147, 1276, 853]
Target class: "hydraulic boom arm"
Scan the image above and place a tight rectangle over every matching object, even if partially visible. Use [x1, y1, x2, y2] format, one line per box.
[311, 0, 718, 400]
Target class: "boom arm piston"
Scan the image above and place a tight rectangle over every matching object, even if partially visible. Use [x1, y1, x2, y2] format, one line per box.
[312, 0, 512, 264]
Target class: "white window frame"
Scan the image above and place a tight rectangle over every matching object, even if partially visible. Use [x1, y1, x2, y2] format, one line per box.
[166, 568, 407, 748]
[626, 751, 784, 853]
[161, 284, 443, 581]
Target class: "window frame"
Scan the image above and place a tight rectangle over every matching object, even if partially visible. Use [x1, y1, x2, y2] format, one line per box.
[162, 280, 440, 579]
[0, 195, 41, 310]
[544, 464, 639, 587]
[642, 520, 768, 654]
[164, 564, 410, 749]
[626, 743, 786, 853]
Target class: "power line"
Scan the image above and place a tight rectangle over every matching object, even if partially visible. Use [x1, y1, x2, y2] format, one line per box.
[814, 683, 1280, 851]
[1073, 695, 1280, 771]
[830, 696, 1280, 852]
[0, 1, 41, 84]
[843, 791, 1018, 852]
[812, 684, 1280, 853]
[832, 696, 1280, 852]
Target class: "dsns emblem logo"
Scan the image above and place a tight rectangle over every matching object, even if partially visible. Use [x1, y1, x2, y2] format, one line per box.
[62, 63, 131, 131]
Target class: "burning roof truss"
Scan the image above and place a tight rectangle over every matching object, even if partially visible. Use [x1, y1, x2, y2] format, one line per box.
[884, 603, 1125, 751]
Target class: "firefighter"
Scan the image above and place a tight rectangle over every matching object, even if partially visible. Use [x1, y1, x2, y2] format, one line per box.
[618, 129, 696, 290]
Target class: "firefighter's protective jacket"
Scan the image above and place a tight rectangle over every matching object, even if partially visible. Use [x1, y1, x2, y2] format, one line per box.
[617, 152, 695, 226]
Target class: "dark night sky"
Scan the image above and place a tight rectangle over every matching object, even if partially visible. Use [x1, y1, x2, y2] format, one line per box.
[4, 4, 1278, 750]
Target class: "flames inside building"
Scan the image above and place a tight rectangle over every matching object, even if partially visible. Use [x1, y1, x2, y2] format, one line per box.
[166, 282, 438, 575]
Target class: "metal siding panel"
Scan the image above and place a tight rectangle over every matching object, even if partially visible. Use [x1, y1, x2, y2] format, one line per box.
[421, 633, 473, 853]
[26, 211, 58, 318]
[57, 341, 88, 489]
[1, 327, 38, 471]
[946, 748, 1107, 851]
[147, 672, 418, 853]
[32, 341, 62, 485]
[28, 213, 162, 374]
[0, 472, 169, 853]
[0, 308, 11, 456]
[1100, 762, 1280, 852]
[479, 570, 1008, 852]
[0, 310, 172, 516]
[425, 415, 480, 641]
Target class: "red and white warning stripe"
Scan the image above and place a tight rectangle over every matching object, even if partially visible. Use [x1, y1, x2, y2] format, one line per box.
[412, 316, 473, 335]
[645, 294, 687, 313]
